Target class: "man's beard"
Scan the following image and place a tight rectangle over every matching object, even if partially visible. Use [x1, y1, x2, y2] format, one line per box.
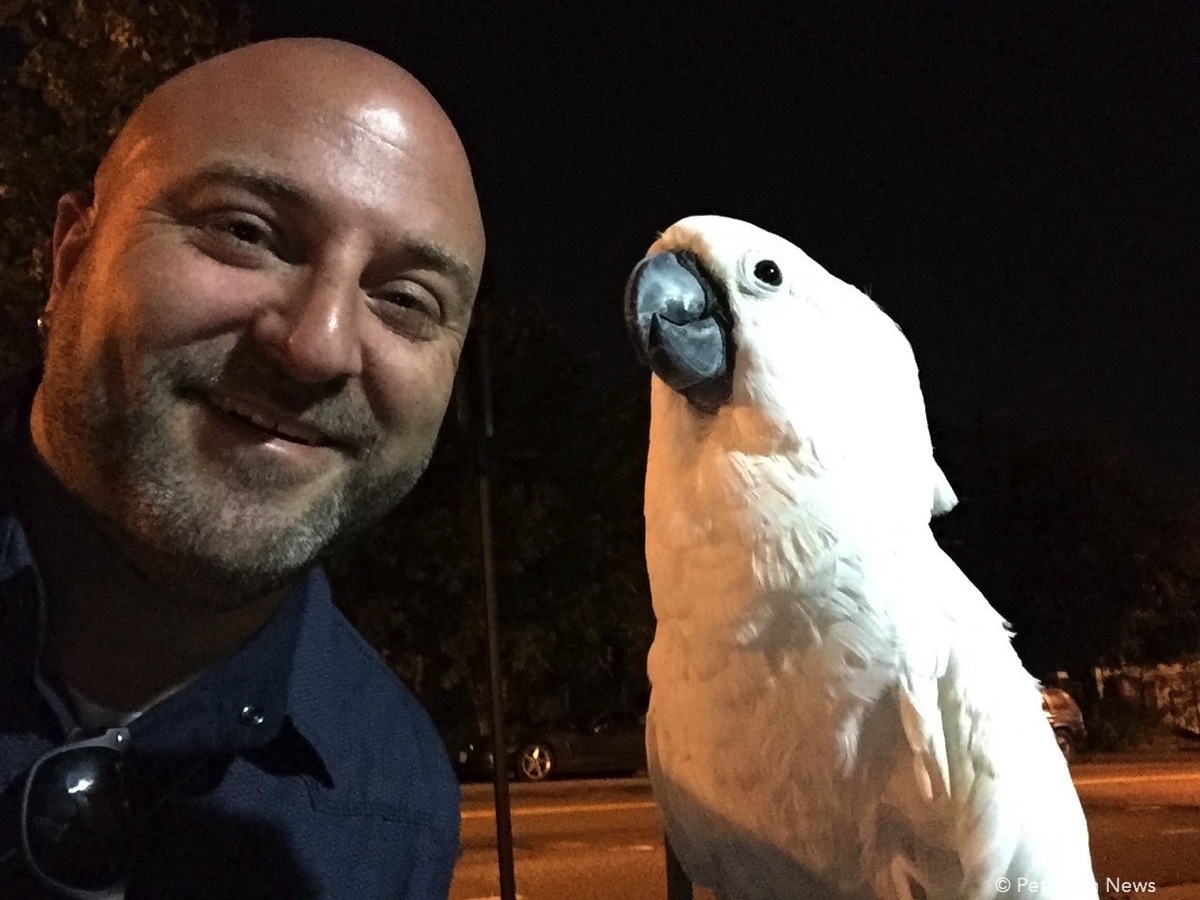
[39, 311, 430, 609]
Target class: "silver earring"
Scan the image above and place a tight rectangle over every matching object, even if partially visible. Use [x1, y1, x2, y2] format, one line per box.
[36, 310, 51, 344]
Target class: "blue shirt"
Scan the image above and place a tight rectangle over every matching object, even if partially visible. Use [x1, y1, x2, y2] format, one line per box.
[0, 375, 461, 898]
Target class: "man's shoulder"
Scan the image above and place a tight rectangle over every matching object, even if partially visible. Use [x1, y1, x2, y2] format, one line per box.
[320, 601, 449, 755]
[290, 593, 459, 835]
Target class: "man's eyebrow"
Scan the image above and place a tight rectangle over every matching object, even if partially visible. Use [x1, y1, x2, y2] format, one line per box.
[394, 239, 476, 305]
[166, 162, 319, 209]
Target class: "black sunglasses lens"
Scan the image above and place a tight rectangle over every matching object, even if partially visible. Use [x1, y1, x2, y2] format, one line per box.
[25, 746, 132, 889]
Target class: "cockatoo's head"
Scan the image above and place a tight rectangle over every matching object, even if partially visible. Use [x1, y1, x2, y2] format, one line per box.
[624, 215, 957, 523]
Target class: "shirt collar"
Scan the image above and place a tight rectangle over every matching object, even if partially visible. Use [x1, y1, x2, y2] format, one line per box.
[0, 366, 39, 556]
[0, 497, 35, 586]
[1, 371, 44, 686]
[129, 573, 314, 760]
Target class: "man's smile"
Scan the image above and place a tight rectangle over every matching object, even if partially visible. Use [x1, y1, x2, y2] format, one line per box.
[208, 392, 332, 447]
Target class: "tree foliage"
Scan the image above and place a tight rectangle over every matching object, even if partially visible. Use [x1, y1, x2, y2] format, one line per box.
[932, 420, 1200, 677]
[327, 292, 655, 741]
[0, 0, 249, 376]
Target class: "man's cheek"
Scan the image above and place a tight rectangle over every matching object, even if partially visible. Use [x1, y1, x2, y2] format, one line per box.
[368, 344, 459, 419]
[130, 252, 270, 346]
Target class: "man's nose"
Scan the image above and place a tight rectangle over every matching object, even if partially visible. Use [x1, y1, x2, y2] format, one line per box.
[254, 264, 364, 383]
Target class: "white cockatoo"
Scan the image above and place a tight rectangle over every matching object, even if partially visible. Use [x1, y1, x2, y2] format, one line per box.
[623, 215, 1096, 900]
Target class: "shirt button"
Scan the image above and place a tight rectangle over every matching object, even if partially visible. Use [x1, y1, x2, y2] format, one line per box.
[240, 705, 266, 727]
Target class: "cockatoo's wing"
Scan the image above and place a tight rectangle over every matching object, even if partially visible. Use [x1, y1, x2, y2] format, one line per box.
[864, 542, 1094, 900]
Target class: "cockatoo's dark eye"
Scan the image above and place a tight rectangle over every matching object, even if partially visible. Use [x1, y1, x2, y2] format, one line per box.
[753, 259, 782, 287]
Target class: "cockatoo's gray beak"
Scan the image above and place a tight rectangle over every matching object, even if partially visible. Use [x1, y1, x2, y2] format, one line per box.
[624, 250, 734, 413]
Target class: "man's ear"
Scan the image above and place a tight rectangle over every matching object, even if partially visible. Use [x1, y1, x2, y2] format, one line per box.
[49, 189, 97, 302]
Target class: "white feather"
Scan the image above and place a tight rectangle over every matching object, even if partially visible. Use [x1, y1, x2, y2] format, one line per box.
[640, 216, 1097, 899]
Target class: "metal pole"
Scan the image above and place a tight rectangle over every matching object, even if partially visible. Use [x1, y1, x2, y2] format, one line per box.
[471, 305, 518, 900]
[665, 834, 694, 899]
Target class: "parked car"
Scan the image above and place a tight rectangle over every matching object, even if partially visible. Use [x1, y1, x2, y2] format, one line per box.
[455, 709, 648, 783]
[1042, 686, 1086, 761]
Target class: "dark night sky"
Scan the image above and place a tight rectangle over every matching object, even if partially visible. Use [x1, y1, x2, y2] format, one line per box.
[251, 1, 1198, 500]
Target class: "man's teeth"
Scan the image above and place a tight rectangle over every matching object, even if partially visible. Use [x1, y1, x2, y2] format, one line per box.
[212, 396, 321, 445]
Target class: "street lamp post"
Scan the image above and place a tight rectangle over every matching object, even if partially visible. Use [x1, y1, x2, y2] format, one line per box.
[458, 300, 517, 900]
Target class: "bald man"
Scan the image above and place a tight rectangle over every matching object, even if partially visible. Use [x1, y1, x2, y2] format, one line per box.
[0, 38, 484, 899]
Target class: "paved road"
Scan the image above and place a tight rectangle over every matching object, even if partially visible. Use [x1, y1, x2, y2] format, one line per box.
[1075, 758, 1200, 898]
[450, 757, 1200, 900]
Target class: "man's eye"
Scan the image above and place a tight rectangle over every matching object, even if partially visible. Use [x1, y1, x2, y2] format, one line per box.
[191, 211, 287, 267]
[369, 286, 441, 338]
[225, 220, 268, 244]
[210, 216, 271, 247]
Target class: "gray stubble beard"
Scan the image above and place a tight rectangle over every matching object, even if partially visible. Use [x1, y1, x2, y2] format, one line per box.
[38, 300, 430, 611]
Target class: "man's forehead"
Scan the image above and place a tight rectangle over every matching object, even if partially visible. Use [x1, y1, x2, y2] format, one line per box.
[342, 103, 414, 150]
[151, 38, 441, 123]
[150, 83, 432, 159]
[102, 41, 462, 197]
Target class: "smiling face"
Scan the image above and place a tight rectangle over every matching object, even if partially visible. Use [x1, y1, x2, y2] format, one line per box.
[31, 39, 485, 598]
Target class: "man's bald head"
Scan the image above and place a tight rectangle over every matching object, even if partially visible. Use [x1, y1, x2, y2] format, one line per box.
[93, 38, 484, 269]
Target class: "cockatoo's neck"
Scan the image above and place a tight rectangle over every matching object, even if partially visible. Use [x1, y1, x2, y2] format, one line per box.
[645, 402, 937, 636]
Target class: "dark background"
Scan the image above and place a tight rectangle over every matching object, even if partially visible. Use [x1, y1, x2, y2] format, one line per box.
[248, 0, 1200, 502]
[2, 0, 1198, 736]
